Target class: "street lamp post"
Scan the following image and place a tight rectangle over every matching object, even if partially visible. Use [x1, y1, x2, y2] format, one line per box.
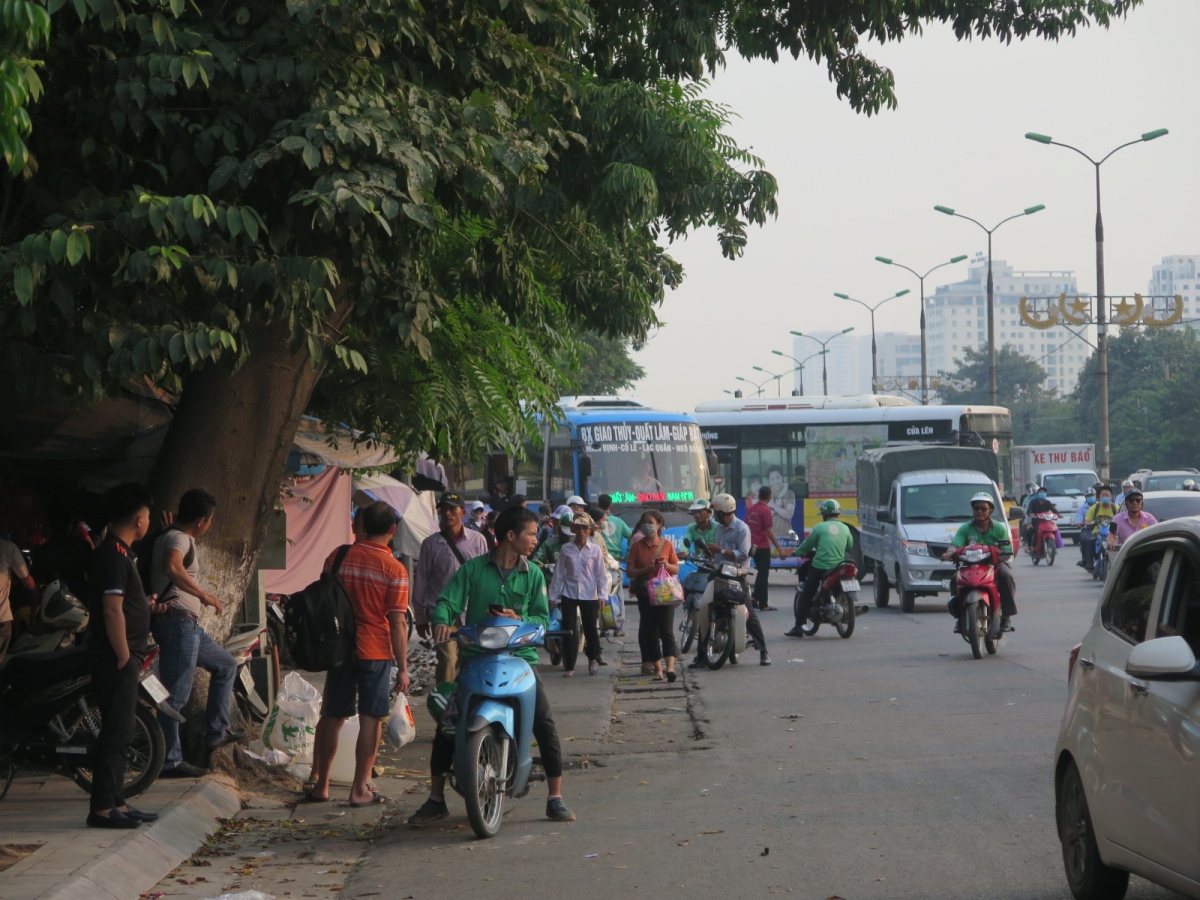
[771, 349, 828, 396]
[874, 254, 968, 404]
[752, 365, 784, 397]
[1025, 128, 1168, 482]
[933, 203, 1045, 406]
[833, 290, 910, 393]
[790, 328, 853, 396]
[735, 375, 769, 398]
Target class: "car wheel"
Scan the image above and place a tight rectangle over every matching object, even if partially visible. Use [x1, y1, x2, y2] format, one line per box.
[1057, 760, 1129, 900]
[873, 562, 890, 608]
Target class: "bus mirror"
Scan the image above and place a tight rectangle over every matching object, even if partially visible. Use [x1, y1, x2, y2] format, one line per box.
[578, 454, 593, 479]
[708, 453, 719, 473]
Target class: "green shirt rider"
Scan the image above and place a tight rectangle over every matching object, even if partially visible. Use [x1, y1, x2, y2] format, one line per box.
[786, 499, 854, 638]
[940, 492, 1017, 635]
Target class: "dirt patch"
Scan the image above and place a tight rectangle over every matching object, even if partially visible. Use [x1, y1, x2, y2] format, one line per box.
[603, 645, 710, 751]
[0, 843, 42, 873]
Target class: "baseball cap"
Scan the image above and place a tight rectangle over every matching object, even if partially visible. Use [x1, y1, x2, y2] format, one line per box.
[566, 495, 586, 507]
[469, 500, 486, 511]
[438, 492, 466, 509]
[689, 498, 712, 512]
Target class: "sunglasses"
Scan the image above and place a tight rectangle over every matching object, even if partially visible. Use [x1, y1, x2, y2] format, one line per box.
[1126, 497, 1143, 503]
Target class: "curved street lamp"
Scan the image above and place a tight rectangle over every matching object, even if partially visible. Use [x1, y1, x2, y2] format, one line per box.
[875, 255, 968, 404]
[1024, 127, 1168, 480]
[933, 203, 1045, 405]
[833, 289, 910, 393]
[770, 348, 827, 396]
[790, 327, 854, 396]
[735, 375, 769, 398]
[752, 365, 785, 397]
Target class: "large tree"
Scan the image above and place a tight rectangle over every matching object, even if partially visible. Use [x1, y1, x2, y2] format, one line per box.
[1, 0, 1145, 639]
[936, 344, 1053, 407]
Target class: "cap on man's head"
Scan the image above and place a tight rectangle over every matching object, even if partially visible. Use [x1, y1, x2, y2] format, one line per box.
[566, 495, 586, 507]
[571, 512, 595, 530]
[469, 500, 486, 511]
[438, 492, 467, 509]
[1122, 480, 1134, 488]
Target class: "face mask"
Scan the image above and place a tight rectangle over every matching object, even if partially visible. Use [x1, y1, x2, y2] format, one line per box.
[640, 523, 656, 537]
[1101, 498, 1112, 506]
[1087, 497, 1096, 506]
[1036, 492, 1047, 499]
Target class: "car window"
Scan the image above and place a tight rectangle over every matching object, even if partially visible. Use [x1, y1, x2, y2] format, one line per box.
[1102, 546, 1170, 644]
[1159, 549, 1200, 658]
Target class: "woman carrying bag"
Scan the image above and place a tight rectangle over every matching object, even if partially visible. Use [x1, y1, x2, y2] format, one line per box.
[626, 511, 681, 682]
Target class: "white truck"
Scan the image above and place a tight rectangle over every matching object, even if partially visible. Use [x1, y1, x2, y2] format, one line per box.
[1013, 444, 1097, 542]
[858, 446, 1008, 614]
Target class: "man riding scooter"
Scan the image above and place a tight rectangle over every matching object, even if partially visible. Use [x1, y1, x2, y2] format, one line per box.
[687, 493, 771, 667]
[785, 499, 853, 638]
[1023, 486, 1059, 552]
[1075, 487, 1096, 570]
[941, 493, 1017, 634]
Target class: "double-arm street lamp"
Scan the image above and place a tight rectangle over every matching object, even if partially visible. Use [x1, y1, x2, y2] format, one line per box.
[735, 375, 769, 397]
[790, 328, 854, 396]
[771, 349, 828, 396]
[874, 255, 968, 405]
[1025, 128, 1168, 482]
[932, 203, 1045, 406]
[833, 290, 910, 393]
[752, 365, 786, 397]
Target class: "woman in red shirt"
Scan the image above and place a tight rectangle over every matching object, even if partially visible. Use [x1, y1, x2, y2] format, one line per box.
[626, 510, 680, 682]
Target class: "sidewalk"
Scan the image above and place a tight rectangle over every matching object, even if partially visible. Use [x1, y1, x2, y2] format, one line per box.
[0, 770, 239, 900]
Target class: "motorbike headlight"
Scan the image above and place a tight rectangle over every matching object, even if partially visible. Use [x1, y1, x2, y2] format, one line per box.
[478, 625, 518, 650]
[963, 548, 986, 563]
[903, 541, 930, 557]
[720, 564, 739, 578]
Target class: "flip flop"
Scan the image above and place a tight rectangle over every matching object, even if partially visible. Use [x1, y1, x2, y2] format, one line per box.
[293, 792, 330, 804]
[348, 793, 388, 808]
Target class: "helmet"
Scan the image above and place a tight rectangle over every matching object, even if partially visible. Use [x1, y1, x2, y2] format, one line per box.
[558, 512, 574, 537]
[39, 581, 88, 632]
[1085, 487, 1095, 496]
[565, 495, 586, 507]
[711, 493, 737, 514]
[970, 492, 995, 510]
[688, 498, 712, 512]
[819, 499, 841, 516]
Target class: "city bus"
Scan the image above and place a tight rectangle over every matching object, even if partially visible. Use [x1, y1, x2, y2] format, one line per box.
[692, 396, 1013, 566]
[451, 396, 712, 534]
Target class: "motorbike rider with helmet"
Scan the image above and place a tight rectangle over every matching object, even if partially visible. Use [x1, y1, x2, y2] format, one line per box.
[687, 493, 771, 667]
[785, 499, 853, 638]
[940, 492, 1017, 634]
[1075, 488, 1097, 570]
[1023, 485, 1060, 552]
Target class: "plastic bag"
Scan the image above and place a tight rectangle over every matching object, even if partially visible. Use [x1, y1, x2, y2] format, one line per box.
[243, 739, 291, 766]
[648, 564, 683, 607]
[599, 593, 624, 630]
[261, 671, 321, 763]
[386, 692, 417, 749]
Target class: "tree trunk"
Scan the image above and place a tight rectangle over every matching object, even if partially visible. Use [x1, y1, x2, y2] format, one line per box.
[147, 309, 348, 759]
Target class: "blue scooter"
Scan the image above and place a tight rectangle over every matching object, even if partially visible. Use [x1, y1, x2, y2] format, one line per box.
[445, 617, 562, 838]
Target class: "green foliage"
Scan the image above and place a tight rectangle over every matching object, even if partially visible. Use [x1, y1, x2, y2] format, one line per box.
[1071, 327, 1200, 476]
[0, 0, 49, 172]
[937, 344, 1053, 407]
[555, 330, 645, 396]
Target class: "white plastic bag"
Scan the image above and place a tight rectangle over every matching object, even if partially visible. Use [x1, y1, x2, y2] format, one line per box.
[386, 692, 417, 749]
[261, 671, 321, 763]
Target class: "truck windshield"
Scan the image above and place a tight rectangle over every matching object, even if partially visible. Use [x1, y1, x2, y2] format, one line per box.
[902, 483, 991, 523]
[1041, 473, 1095, 496]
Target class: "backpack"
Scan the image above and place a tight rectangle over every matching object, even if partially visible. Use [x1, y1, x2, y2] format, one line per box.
[134, 526, 194, 594]
[284, 544, 357, 672]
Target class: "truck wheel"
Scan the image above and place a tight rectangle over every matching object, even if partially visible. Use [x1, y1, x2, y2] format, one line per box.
[900, 581, 917, 614]
[873, 563, 890, 608]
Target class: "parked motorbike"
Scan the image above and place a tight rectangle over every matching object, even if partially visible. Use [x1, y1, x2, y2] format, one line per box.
[1093, 522, 1111, 582]
[8, 581, 89, 656]
[793, 557, 860, 639]
[678, 563, 709, 654]
[690, 556, 750, 670]
[1028, 512, 1060, 566]
[442, 618, 568, 838]
[948, 544, 1005, 660]
[0, 645, 184, 801]
[225, 623, 271, 725]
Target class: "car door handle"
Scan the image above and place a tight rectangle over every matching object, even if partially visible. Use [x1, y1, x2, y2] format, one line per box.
[1129, 682, 1150, 696]
[1078, 657, 1095, 670]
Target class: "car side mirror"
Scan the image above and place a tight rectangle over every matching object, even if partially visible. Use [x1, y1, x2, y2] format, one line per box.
[578, 454, 592, 479]
[1008, 507, 1025, 521]
[1126, 635, 1200, 680]
[877, 510, 893, 524]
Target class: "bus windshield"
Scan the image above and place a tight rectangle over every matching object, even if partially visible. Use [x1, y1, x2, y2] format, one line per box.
[578, 420, 710, 505]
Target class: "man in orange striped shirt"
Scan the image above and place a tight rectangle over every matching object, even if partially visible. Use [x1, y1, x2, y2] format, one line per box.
[306, 502, 409, 807]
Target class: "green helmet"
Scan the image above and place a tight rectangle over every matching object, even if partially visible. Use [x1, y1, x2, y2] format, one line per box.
[819, 499, 841, 516]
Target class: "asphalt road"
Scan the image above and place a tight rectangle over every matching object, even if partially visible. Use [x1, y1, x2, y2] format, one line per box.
[346, 544, 1187, 900]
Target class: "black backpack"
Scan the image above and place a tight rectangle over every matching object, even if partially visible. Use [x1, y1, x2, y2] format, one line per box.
[284, 545, 357, 672]
[134, 526, 195, 593]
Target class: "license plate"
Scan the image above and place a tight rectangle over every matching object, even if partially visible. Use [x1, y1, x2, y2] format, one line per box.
[142, 673, 170, 703]
[55, 745, 89, 755]
[239, 666, 257, 692]
[941, 579, 952, 591]
[840, 579, 860, 593]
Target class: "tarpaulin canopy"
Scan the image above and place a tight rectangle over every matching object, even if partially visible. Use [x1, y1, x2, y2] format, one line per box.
[352, 473, 437, 559]
[261, 467, 354, 594]
[857, 446, 1001, 508]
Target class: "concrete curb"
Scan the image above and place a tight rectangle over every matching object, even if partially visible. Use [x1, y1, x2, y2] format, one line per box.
[39, 776, 241, 900]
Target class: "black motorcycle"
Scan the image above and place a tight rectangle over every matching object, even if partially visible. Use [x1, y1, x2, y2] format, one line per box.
[0, 644, 182, 800]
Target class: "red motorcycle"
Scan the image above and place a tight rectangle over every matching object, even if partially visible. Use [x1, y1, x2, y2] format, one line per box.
[1027, 512, 1060, 566]
[794, 558, 859, 639]
[948, 544, 1004, 659]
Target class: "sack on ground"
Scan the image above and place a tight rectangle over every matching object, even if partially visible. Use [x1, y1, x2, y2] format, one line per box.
[648, 564, 684, 607]
[262, 671, 321, 763]
[386, 692, 417, 749]
[284, 545, 357, 672]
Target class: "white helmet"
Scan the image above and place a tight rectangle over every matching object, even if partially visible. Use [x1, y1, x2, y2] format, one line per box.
[970, 492, 995, 510]
[712, 493, 737, 514]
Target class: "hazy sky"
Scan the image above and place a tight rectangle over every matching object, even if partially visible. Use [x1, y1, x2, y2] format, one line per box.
[632, 0, 1199, 411]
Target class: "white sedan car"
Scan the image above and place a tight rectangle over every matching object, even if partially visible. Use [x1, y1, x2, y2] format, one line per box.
[1055, 516, 1200, 900]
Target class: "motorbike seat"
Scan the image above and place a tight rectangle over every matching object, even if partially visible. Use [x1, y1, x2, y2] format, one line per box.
[0, 646, 92, 690]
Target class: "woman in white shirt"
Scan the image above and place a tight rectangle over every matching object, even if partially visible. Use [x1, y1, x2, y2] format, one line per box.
[548, 512, 609, 676]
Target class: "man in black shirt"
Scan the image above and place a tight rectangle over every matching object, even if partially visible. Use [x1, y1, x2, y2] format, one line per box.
[85, 482, 160, 829]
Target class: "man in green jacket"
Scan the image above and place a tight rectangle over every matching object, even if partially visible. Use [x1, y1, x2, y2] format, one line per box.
[941, 491, 1017, 635]
[786, 499, 854, 638]
[406, 506, 576, 826]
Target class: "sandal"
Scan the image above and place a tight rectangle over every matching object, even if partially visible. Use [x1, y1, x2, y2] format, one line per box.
[651, 672, 666, 682]
[348, 793, 388, 808]
[641, 664, 654, 675]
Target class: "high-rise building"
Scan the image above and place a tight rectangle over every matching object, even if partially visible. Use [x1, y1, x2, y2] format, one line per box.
[791, 332, 860, 396]
[927, 254, 1090, 395]
[872, 332, 924, 397]
[1147, 256, 1200, 326]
